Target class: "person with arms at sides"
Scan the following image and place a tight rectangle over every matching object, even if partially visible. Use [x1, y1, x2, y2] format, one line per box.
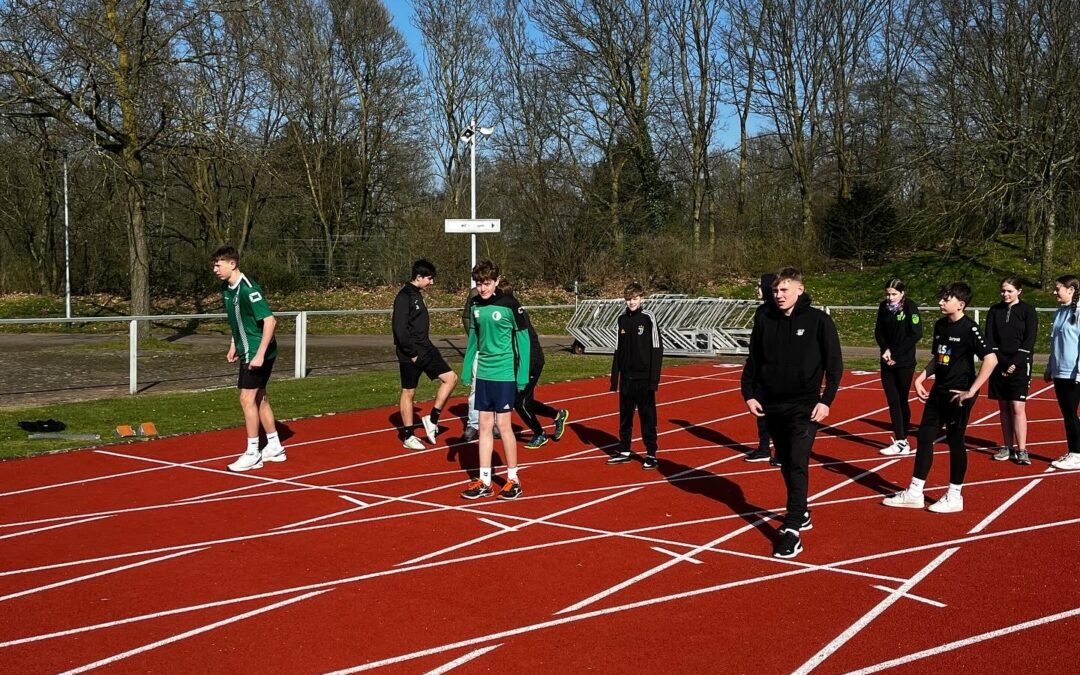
[876, 278, 923, 456]
[985, 276, 1038, 465]
[884, 282, 998, 513]
[392, 259, 458, 450]
[745, 274, 779, 465]
[211, 246, 286, 472]
[498, 280, 570, 449]
[741, 267, 842, 559]
[460, 260, 531, 499]
[607, 282, 664, 470]
[1046, 275, 1080, 471]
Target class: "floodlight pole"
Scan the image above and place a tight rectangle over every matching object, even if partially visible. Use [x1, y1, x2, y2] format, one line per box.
[63, 152, 71, 322]
[469, 118, 477, 287]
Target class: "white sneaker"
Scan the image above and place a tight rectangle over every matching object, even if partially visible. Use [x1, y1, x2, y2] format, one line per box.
[421, 415, 438, 444]
[228, 449, 263, 472]
[880, 439, 912, 456]
[261, 444, 287, 463]
[1051, 453, 1080, 470]
[402, 435, 425, 451]
[883, 489, 924, 509]
[928, 492, 964, 513]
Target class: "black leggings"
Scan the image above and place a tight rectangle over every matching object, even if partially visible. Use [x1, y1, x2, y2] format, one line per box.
[914, 390, 975, 485]
[515, 370, 558, 436]
[880, 365, 915, 440]
[1053, 379, 1080, 454]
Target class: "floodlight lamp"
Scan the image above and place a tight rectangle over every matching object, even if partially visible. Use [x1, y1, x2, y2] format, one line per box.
[478, 126, 495, 136]
[459, 127, 475, 141]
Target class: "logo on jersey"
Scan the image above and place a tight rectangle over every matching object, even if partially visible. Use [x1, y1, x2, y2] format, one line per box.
[492, 310, 503, 321]
[503, 403, 512, 410]
[473, 309, 480, 318]
[912, 314, 920, 324]
[249, 292, 262, 303]
[517, 306, 524, 314]
[637, 325, 644, 335]
[796, 328, 805, 336]
[936, 343, 952, 365]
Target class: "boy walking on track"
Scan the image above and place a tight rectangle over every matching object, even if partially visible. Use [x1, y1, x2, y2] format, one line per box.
[608, 282, 664, 470]
[884, 282, 997, 513]
[212, 246, 286, 472]
[460, 260, 531, 500]
[392, 259, 458, 450]
[742, 267, 843, 559]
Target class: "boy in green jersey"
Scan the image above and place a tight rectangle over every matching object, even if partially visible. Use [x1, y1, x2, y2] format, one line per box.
[212, 246, 285, 472]
[460, 260, 531, 500]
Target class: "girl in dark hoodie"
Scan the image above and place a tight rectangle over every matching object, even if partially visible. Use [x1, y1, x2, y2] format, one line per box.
[875, 278, 923, 456]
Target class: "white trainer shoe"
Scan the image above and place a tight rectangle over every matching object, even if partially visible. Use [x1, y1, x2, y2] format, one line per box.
[261, 444, 287, 463]
[228, 449, 263, 472]
[1051, 453, 1080, 470]
[421, 415, 438, 444]
[880, 439, 912, 456]
[928, 492, 964, 513]
[402, 435, 425, 451]
[883, 489, 924, 509]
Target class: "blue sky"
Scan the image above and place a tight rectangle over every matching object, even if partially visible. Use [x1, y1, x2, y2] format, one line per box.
[383, 1, 424, 60]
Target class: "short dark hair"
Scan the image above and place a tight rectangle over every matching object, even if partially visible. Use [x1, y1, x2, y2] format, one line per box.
[211, 245, 239, 263]
[472, 259, 499, 283]
[775, 266, 803, 286]
[1000, 275, 1022, 291]
[885, 277, 905, 293]
[411, 259, 436, 280]
[498, 278, 515, 297]
[939, 281, 973, 306]
[623, 281, 644, 300]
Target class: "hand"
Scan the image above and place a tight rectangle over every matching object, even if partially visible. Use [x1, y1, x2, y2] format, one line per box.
[886, 358, 896, 366]
[810, 402, 830, 423]
[226, 346, 237, 363]
[249, 354, 264, 369]
[1044, 370, 1053, 382]
[950, 388, 975, 404]
[746, 398, 764, 417]
[1005, 364, 1016, 376]
[915, 379, 929, 401]
[881, 349, 892, 363]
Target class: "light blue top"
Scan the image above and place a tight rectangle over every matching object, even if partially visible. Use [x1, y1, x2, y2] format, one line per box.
[1047, 306, 1080, 381]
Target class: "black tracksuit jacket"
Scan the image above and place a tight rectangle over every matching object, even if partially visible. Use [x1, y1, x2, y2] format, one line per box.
[741, 294, 843, 406]
[985, 300, 1038, 369]
[610, 307, 663, 391]
[392, 283, 433, 362]
[874, 297, 923, 368]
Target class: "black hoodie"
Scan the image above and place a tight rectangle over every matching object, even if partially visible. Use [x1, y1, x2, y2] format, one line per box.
[741, 294, 843, 406]
[874, 297, 923, 368]
[392, 283, 433, 362]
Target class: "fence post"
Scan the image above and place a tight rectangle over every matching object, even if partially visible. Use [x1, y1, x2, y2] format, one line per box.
[824, 306, 831, 315]
[294, 311, 307, 379]
[974, 309, 980, 325]
[129, 319, 138, 395]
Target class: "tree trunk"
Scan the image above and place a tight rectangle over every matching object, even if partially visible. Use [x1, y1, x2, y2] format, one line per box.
[1039, 185, 1055, 287]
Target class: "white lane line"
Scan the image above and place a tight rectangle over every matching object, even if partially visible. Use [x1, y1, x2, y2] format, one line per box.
[272, 478, 467, 531]
[478, 518, 517, 532]
[340, 495, 368, 507]
[970, 468, 1049, 534]
[652, 547, 703, 564]
[0, 516, 111, 541]
[0, 548, 204, 603]
[843, 606, 1080, 674]
[396, 487, 641, 567]
[58, 590, 328, 675]
[869, 585, 946, 608]
[793, 548, 959, 675]
[414, 644, 503, 675]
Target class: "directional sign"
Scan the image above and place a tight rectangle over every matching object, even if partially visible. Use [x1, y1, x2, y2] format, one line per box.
[444, 218, 501, 233]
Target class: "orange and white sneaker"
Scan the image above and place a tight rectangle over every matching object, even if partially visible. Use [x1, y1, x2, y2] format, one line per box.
[497, 479, 523, 500]
[461, 479, 494, 500]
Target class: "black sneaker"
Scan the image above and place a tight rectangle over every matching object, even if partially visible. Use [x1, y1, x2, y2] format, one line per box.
[524, 433, 549, 449]
[553, 409, 569, 441]
[772, 528, 803, 559]
[606, 452, 633, 465]
[461, 479, 494, 500]
[642, 455, 658, 470]
[769, 455, 781, 467]
[745, 447, 771, 463]
[462, 426, 478, 443]
[799, 511, 813, 531]
[497, 480, 523, 500]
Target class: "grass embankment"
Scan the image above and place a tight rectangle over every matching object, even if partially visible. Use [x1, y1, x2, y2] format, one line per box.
[0, 352, 614, 461]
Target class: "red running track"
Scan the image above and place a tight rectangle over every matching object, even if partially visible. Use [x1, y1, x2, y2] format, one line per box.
[1, 363, 1078, 673]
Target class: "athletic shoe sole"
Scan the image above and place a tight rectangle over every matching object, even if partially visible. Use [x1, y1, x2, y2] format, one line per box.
[261, 447, 287, 463]
[607, 454, 633, 465]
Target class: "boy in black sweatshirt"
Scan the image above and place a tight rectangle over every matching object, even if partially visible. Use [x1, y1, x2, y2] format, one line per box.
[609, 282, 664, 469]
[741, 267, 843, 559]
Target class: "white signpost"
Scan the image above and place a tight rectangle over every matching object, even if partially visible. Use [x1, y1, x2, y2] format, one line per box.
[444, 219, 501, 233]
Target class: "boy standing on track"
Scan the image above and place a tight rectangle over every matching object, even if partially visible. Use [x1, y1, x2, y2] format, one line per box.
[392, 259, 459, 450]
[742, 267, 843, 559]
[608, 282, 664, 470]
[884, 282, 997, 513]
[460, 260, 531, 499]
[212, 246, 286, 472]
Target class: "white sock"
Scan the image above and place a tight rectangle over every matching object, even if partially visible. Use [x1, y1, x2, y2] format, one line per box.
[909, 477, 925, 495]
[479, 467, 492, 486]
[946, 483, 963, 499]
[266, 432, 281, 448]
[507, 467, 519, 482]
[246, 437, 259, 453]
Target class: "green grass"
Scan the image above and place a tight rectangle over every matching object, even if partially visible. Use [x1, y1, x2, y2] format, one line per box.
[0, 352, 615, 460]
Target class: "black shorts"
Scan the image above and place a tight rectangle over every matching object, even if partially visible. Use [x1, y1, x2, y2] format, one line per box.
[399, 348, 452, 390]
[988, 362, 1031, 401]
[238, 358, 275, 390]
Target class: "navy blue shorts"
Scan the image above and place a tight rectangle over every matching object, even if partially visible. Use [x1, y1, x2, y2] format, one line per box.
[474, 379, 517, 413]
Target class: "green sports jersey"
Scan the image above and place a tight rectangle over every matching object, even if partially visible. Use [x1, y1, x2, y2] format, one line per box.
[462, 294, 530, 388]
[223, 274, 277, 363]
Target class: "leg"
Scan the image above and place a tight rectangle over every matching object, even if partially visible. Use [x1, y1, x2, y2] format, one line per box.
[433, 369, 458, 411]
[399, 388, 416, 438]
[780, 405, 815, 532]
[526, 366, 559, 420]
[1011, 399, 1027, 450]
[240, 388, 261, 439]
[880, 367, 905, 440]
[477, 410, 496, 470]
[497, 410, 517, 470]
[515, 373, 545, 436]
[895, 366, 915, 437]
[756, 415, 771, 453]
[997, 399, 1015, 449]
[618, 385, 636, 453]
[913, 396, 945, 481]
[639, 389, 658, 455]
[944, 399, 974, 485]
[467, 358, 479, 429]
[256, 389, 277, 435]
[1054, 379, 1080, 454]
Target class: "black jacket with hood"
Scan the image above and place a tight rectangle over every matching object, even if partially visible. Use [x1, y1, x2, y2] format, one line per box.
[741, 294, 843, 406]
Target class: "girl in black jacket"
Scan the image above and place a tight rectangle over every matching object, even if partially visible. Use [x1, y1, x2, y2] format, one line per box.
[985, 276, 1038, 465]
[875, 279, 923, 456]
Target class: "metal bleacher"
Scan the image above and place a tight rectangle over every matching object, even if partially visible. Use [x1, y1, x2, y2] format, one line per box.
[566, 296, 759, 356]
